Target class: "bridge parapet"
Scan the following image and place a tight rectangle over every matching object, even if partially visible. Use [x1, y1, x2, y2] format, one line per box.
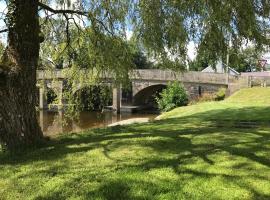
[37, 70, 66, 79]
[131, 69, 234, 85]
[38, 69, 238, 85]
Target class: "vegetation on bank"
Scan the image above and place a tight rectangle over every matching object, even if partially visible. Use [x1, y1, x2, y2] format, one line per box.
[156, 81, 189, 112]
[1, 88, 270, 199]
[159, 87, 270, 120]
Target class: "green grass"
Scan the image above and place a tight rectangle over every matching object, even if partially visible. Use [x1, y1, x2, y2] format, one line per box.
[1, 88, 270, 199]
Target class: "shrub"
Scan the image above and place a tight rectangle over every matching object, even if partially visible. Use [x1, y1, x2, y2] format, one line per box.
[156, 81, 188, 112]
[192, 88, 226, 104]
[198, 93, 216, 102]
[215, 88, 226, 101]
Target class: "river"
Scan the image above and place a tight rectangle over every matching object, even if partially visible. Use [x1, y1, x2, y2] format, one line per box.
[38, 110, 157, 136]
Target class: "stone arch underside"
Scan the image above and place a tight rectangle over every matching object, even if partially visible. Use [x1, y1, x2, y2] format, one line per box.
[133, 83, 167, 107]
[132, 81, 228, 107]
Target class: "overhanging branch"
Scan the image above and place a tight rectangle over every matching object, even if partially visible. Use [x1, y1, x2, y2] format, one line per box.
[0, 29, 7, 33]
[38, 2, 114, 35]
[38, 2, 88, 16]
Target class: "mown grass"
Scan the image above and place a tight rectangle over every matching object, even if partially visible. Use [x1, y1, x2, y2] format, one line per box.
[1, 88, 270, 200]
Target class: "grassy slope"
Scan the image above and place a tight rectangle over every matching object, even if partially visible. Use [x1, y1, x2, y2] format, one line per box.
[1, 88, 270, 200]
[158, 87, 270, 121]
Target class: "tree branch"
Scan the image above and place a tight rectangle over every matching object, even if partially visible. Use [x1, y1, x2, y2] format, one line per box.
[0, 29, 7, 33]
[38, 2, 88, 16]
[38, 1, 114, 35]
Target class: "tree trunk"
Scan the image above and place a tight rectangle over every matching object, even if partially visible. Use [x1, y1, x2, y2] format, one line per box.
[0, 0, 43, 151]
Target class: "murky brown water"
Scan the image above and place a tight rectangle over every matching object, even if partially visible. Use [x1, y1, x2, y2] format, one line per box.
[38, 110, 157, 136]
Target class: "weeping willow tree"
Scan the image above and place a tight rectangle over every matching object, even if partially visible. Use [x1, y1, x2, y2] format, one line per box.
[0, 0, 269, 151]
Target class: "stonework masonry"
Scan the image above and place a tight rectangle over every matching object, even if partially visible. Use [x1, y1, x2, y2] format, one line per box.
[37, 69, 253, 112]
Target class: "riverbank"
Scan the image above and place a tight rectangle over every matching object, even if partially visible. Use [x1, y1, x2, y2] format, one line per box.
[1, 88, 270, 199]
[108, 117, 151, 126]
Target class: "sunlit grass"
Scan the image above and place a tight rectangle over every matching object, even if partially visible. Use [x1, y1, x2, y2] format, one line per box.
[1, 88, 270, 199]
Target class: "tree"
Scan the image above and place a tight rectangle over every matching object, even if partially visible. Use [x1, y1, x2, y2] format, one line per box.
[0, 1, 43, 151]
[0, 0, 269, 151]
[228, 47, 262, 72]
[188, 56, 209, 71]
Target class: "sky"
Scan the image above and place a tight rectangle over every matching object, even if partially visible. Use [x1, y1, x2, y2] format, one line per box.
[0, 1, 7, 42]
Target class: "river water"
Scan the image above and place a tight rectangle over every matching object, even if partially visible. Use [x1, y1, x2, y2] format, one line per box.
[38, 110, 157, 136]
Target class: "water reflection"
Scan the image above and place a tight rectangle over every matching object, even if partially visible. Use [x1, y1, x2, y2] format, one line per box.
[38, 110, 157, 136]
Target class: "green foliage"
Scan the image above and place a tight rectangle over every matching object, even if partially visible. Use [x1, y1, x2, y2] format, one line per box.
[39, 18, 68, 70]
[131, 51, 150, 69]
[215, 88, 227, 101]
[189, 46, 263, 72]
[72, 28, 134, 84]
[228, 47, 262, 72]
[46, 88, 58, 104]
[128, 37, 153, 69]
[40, 0, 270, 72]
[75, 85, 112, 111]
[156, 81, 188, 112]
[188, 56, 209, 71]
[136, 0, 270, 65]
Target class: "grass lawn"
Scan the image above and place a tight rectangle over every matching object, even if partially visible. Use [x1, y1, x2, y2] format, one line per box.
[1, 88, 270, 200]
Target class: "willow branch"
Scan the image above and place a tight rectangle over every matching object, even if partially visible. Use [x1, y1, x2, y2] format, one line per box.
[38, 2, 88, 16]
[38, 2, 114, 35]
[0, 29, 7, 33]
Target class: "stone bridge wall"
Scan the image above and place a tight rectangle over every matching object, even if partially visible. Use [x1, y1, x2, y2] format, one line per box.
[132, 80, 227, 101]
[36, 69, 247, 111]
[131, 70, 232, 100]
[131, 70, 230, 85]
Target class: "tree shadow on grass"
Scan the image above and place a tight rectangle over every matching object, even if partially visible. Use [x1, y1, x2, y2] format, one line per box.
[32, 165, 270, 200]
[1, 106, 270, 165]
[1, 106, 270, 199]
[34, 177, 174, 200]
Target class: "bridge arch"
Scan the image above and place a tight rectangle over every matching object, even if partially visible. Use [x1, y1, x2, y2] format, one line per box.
[133, 84, 167, 107]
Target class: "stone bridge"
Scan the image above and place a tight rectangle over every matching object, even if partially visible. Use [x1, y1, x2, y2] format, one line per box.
[37, 69, 247, 112]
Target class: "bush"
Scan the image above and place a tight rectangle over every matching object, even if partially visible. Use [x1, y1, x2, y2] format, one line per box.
[198, 93, 216, 102]
[156, 81, 188, 112]
[215, 88, 226, 101]
[191, 88, 227, 104]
